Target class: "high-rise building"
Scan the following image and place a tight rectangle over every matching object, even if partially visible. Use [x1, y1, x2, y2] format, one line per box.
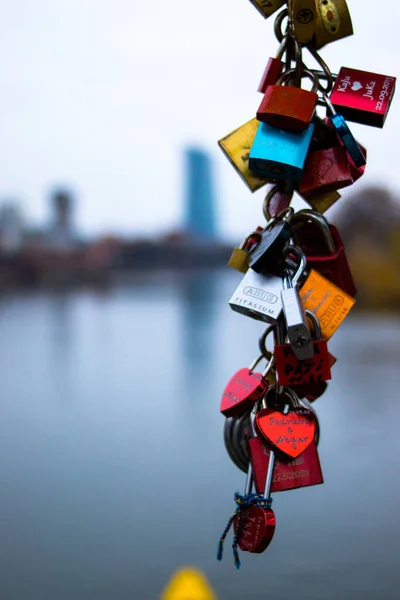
[183, 147, 217, 239]
[0, 202, 23, 254]
[49, 189, 76, 251]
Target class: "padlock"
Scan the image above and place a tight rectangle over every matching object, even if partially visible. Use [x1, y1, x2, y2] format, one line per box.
[263, 183, 294, 220]
[218, 118, 271, 192]
[234, 411, 276, 555]
[274, 309, 332, 387]
[249, 0, 286, 19]
[294, 350, 337, 401]
[291, 209, 357, 297]
[258, 36, 287, 94]
[257, 69, 319, 131]
[289, 0, 317, 43]
[229, 246, 306, 324]
[255, 388, 316, 459]
[228, 229, 263, 274]
[300, 190, 341, 214]
[248, 209, 293, 275]
[299, 269, 356, 340]
[249, 437, 323, 493]
[280, 269, 313, 361]
[248, 121, 315, 181]
[329, 66, 396, 128]
[298, 145, 353, 198]
[220, 352, 273, 417]
[312, 0, 353, 50]
[323, 95, 366, 168]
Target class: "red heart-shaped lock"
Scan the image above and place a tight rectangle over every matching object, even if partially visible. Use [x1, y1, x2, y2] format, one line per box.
[234, 506, 276, 553]
[220, 368, 269, 417]
[255, 407, 316, 459]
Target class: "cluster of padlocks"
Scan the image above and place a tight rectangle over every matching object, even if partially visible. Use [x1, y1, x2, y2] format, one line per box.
[216, 1, 396, 568]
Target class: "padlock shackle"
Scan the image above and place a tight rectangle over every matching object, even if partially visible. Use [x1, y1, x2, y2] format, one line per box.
[263, 183, 294, 221]
[277, 68, 320, 93]
[282, 245, 307, 284]
[305, 309, 322, 340]
[290, 209, 336, 254]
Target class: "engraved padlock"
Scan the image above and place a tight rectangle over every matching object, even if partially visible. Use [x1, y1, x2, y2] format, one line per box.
[299, 269, 356, 340]
[323, 95, 366, 168]
[257, 69, 319, 131]
[329, 66, 396, 128]
[220, 351, 274, 417]
[291, 209, 357, 297]
[281, 269, 313, 361]
[248, 121, 315, 181]
[228, 229, 263, 274]
[298, 145, 353, 198]
[218, 118, 271, 192]
[229, 246, 306, 324]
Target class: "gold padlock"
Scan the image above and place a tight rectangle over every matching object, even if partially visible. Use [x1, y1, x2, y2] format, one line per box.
[218, 118, 271, 192]
[228, 230, 263, 273]
[299, 269, 356, 340]
[312, 0, 353, 49]
[289, 0, 317, 43]
[301, 190, 341, 213]
[249, 0, 286, 19]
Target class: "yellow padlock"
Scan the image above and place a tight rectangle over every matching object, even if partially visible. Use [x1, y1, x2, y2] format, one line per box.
[249, 0, 286, 19]
[289, 0, 317, 43]
[312, 0, 353, 50]
[301, 190, 341, 213]
[218, 118, 271, 192]
[299, 269, 356, 340]
[228, 230, 263, 273]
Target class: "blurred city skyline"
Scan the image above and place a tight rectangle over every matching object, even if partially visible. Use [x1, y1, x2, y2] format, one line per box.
[0, 0, 399, 241]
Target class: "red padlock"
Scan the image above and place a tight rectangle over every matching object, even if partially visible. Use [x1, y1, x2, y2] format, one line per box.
[291, 209, 357, 297]
[257, 36, 287, 94]
[329, 66, 396, 128]
[220, 354, 271, 417]
[257, 69, 319, 131]
[249, 437, 323, 493]
[298, 145, 354, 198]
[294, 353, 337, 401]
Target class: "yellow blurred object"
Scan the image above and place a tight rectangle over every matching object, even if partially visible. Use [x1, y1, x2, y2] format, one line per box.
[299, 269, 356, 340]
[161, 567, 218, 600]
[218, 118, 271, 192]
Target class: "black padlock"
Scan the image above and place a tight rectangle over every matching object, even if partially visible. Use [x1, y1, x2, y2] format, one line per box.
[249, 214, 292, 276]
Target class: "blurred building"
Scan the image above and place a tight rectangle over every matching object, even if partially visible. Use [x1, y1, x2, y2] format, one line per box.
[0, 202, 23, 254]
[183, 147, 217, 239]
[48, 189, 76, 251]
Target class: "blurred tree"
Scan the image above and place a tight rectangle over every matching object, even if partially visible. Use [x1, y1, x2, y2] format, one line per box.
[331, 186, 400, 310]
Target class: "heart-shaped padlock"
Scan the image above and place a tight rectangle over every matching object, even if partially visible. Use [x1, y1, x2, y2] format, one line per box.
[220, 351, 274, 418]
[256, 404, 316, 459]
[234, 506, 276, 553]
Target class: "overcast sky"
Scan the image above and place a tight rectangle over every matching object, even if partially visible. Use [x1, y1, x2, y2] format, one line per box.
[0, 0, 399, 240]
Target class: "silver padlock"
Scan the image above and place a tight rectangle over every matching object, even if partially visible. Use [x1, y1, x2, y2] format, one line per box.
[229, 245, 306, 324]
[281, 269, 313, 361]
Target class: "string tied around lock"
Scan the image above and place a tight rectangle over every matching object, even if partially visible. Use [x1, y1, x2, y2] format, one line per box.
[216, 492, 273, 569]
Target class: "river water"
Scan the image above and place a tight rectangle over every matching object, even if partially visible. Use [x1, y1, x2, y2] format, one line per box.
[0, 269, 399, 600]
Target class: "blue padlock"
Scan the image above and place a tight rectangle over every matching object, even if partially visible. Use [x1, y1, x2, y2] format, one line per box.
[248, 121, 315, 181]
[324, 95, 366, 169]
